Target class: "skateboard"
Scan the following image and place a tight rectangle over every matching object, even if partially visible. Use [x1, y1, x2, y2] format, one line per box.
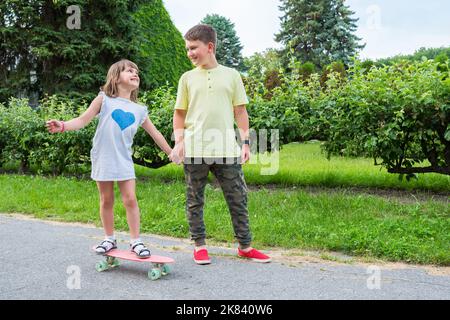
[93, 248, 175, 280]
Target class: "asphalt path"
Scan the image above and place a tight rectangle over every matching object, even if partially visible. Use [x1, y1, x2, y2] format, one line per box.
[1, 214, 449, 300]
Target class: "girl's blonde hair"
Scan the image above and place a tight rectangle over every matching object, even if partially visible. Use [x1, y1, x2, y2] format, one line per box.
[101, 59, 139, 102]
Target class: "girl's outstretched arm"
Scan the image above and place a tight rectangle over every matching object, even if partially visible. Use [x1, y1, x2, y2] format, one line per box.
[141, 117, 173, 157]
[46, 95, 103, 133]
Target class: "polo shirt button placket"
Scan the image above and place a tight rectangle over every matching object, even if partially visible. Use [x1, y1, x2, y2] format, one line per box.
[208, 71, 212, 90]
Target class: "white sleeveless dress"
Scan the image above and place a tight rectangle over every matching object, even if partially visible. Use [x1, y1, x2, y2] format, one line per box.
[90, 92, 148, 181]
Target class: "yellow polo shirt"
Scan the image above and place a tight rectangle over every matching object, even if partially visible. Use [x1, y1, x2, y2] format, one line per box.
[175, 64, 249, 158]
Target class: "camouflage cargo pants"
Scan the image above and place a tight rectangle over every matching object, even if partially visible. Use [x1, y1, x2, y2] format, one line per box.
[183, 159, 252, 248]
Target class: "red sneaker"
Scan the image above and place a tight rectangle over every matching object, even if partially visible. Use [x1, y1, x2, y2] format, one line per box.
[238, 248, 271, 263]
[193, 248, 211, 265]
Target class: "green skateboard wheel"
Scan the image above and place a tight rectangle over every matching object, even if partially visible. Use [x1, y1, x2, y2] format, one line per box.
[95, 261, 109, 272]
[149, 268, 161, 280]
[106, 256, 120, 268]
[161, 264, 171, 275]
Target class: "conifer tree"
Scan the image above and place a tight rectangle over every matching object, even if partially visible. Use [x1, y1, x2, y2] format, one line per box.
[201, 14, 245, 71]
[275, 0, 364, 68]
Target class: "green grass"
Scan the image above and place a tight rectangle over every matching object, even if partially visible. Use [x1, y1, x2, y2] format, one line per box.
[1, 176, 448, 265]
[141, 142, 450, 192]
[1, 142, 448, 265]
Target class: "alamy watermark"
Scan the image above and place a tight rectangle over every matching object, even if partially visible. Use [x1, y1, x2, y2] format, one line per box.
[366, 265, 381, 290]
[53, 1, 81, 30]
[66, 5, 81, 30]
[66, 265, 81, 290]
[173, 128, 280, 175]
[366, 4, 382, 31]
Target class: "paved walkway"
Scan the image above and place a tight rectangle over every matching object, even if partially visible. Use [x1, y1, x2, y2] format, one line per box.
[1, 214, 449, 300]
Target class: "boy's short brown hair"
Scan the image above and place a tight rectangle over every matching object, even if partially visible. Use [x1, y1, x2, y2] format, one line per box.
[184, 24, 217, 48]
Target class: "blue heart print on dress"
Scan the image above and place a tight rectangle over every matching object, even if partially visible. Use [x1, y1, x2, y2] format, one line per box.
[111, 109, 135, 131]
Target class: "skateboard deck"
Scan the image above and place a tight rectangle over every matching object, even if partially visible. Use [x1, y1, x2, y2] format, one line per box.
[93, 248, 174, 280]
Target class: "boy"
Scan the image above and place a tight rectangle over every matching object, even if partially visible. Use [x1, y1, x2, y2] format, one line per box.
[171, 24, 271, 264]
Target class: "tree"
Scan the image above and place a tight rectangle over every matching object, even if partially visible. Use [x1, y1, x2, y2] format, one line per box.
[201, 14, 245, 71]
[275, 0, 364, 68]
[322, 0, 365, 65]
[133, 0, 193, 90]
[244, 48, 282, 81]
[243, 49, 283, 96]
[0, 0, 191, 103]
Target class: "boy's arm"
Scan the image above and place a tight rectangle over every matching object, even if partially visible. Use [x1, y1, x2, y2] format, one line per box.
[171, 109, 187, 164]
[174, 73, 188, 144]
[46, 95, 103, 133]
[234, 105, 250, 163]
[171, 72, 188, 164]
[173, 109, 186, 144]
[141, 117, 172, 156]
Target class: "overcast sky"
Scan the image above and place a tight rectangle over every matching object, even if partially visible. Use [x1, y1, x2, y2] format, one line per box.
[163, 0, 450, 60]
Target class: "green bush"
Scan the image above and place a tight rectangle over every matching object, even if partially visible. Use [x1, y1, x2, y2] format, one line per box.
[298, 62, 316, 81]
[134, 86, 176, 168]
[0, 97, 95, 175]
[0, 88, 175, 175]
[133, 0, 193, 89]
[248, 78, 310, 148]
[2, 57, 449, 178]
[320, 59, 450, 177]
[247, 57, 449, 177]
[320, 61, 346, 87]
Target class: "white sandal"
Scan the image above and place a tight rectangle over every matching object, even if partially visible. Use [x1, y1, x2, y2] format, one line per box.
[130, 242, 151, 259]
[95, 239, 117, 254]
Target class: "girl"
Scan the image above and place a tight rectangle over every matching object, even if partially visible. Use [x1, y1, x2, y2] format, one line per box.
[46, 59, 173, 258]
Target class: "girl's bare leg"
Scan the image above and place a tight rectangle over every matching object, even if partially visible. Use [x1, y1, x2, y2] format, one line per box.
[96, 181, 115, 237]
[118, 179, 140, 239]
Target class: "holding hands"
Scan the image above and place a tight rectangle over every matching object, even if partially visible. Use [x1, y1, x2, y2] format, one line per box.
[169, 141, 184, 165]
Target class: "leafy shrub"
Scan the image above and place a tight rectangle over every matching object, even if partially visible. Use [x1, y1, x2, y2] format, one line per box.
[134, 86, 175, 168]
[0, 88, 175, 175]
[248, 77, 310, 149]
[320, 59, 450, 177]
[2, 58, 449, 178]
